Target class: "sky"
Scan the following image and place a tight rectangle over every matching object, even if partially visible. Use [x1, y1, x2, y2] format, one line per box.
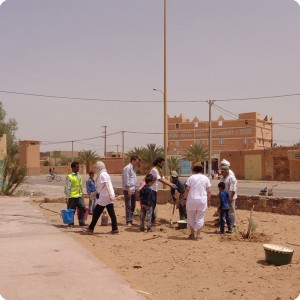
[0, 0, 300, 156]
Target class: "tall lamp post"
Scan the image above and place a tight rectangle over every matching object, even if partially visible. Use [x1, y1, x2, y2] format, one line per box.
[152, 0, 168, 176]
[153, 87, 168, 174]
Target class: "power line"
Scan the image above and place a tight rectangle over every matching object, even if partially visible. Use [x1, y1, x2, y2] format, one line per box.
[1, 89, 300, 103]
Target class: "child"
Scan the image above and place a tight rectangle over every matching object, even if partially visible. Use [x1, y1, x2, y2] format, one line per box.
[139, 173, 155, 232]
[218, 182, 232, 234]
[86, 171, 97, 214]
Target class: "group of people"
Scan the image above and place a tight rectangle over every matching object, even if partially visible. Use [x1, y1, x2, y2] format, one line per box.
[64, 157, 237, 240]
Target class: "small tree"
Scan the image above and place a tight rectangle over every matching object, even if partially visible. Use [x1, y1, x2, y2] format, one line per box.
[0, 102, 27, 195]
[167, 156, 180, 175]
[78, 150, 99, 173]
[1, 155, 27, 195]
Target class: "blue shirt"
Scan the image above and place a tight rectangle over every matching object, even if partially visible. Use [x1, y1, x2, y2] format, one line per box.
[86, 178, 96, 194]
[139, 185, 155, 206]
[219, 190, 230, 209]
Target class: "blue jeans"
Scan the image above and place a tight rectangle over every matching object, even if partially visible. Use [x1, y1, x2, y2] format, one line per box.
[140, 205, 153, 230]
[123, 190, 136, 224]
[219, 209, 232, 233]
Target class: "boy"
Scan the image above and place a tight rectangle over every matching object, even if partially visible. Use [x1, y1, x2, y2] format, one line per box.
[86, 171, 97, 214]
[218, 181, 232, 234]
[139, 174, 155, 232]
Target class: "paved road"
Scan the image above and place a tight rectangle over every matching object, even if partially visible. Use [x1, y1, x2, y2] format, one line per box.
[26, 175, 300, 198]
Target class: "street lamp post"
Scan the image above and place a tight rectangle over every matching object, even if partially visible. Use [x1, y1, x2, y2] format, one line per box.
[153, 87, 168, 174]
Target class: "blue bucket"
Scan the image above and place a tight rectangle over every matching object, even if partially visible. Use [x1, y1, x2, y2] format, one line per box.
[61, 209, 75, 224]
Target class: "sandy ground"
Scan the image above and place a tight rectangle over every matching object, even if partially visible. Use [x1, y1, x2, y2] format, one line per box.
[25, 185, 300, 300]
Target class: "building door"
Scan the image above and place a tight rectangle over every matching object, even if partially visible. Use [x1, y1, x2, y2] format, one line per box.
[245, 155, 262, 180]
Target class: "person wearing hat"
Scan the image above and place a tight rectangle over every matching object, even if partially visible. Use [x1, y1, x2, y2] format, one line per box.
[220, 165, 238, 228]
[220, 159, 235, 176]
[170, 171, 187, 220]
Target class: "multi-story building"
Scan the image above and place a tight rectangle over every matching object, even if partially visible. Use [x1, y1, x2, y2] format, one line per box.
[168, 112, 273, 167]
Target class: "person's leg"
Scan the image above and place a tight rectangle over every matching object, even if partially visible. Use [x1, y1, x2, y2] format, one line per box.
[106, 203, 118, 232]
[186, 209, 196, 238]
[225, 209, 232, 232]
[67, 198, 76, 226]
[89, 204, 105, 231]
[140, 205, 146, 231]
[229, 199, 236, 227]
[146, 206, 153, 230]
[123, 190, 132, 225]
[219, 210, 225, 233]
[77, 197, 86, 226]
[194, 208, 206, 239]
[88, 196, 93, 214]
[178, 203, 187, 220]
[151, 191, 157, 223]
[130, 191, 136, 223]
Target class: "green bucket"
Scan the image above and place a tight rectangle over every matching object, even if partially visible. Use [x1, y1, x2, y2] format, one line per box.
[263, 244, 294, 266]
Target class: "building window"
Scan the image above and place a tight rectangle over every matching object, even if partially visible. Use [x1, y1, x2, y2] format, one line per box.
[176, 141, 180, 147]
[195, 140, 200, 146]
[176, 124, 179, 129]
[218, 121, 223, 126]
[243, 138, 248, 145]
[219, 139, 224, 145]
[194, 122, 198, 128]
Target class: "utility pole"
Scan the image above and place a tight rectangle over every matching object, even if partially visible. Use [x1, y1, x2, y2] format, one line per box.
[71, 141, 74, 162]
[163, 0, 168, 176]
[208, 100, 214, 178]
[121, 131, 125, 165]
[103, 126, 107, 158]
[116, 145, 119, 157]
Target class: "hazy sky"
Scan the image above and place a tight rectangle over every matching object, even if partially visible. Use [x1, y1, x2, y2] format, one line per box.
[0, 0, 300, 155]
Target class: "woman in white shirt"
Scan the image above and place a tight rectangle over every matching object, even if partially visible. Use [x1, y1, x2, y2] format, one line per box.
[83, 161, 119, 234]
[182, 165, 211, 241]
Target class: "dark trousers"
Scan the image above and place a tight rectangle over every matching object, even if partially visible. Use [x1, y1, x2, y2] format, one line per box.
[178, 203, 187, 220]
[123, 190, 136, 224]
[67, 197, 86, 226]
[152, 191, 157, 223]
[89, 203, 118, 231]
[219, 209, 232, 233]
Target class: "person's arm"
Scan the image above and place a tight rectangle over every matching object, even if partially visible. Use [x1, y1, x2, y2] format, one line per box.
[181, 185, 190, 206]
[104, 182, 114, 200]
[158, 177, 176, 189]
[123, 167, 132, 197]
[65, 176, 71, 198]
[206, 187, 211, 207]
[86, 179, 91, 195]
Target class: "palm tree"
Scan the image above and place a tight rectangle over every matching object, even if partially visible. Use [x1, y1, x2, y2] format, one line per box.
[140, 144, 164, 171]
[126, 147, 145, 164]
[78, 150, 99, 173]
[126, 144, 164, 174]
[183, 144, 208, 166]
[167, 156, 180, 175]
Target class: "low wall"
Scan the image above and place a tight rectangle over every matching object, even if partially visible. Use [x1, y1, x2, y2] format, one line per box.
[211, 194, 300, 216]
[115, 187, 300, 216]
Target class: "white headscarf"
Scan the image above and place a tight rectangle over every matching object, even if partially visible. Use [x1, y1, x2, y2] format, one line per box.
[220, 159, 230, 167]
[96, 161, 107, 174]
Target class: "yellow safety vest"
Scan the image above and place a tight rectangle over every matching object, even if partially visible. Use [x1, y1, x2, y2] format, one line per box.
[67, 173, 83, 198]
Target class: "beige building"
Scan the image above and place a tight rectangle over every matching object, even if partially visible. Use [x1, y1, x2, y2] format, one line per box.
[19, 140, 40, 175]
[220, 147, 300, 181]
[168, 112, 273, 157]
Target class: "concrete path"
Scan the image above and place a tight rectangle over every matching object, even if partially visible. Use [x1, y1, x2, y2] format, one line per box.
[0, 197, 144, 300]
